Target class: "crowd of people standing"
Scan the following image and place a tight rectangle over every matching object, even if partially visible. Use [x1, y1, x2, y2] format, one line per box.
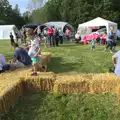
[40, 26, 71, 47]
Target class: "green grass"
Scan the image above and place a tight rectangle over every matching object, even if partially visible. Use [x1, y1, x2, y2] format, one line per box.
[0, 40, 14, 58]
[2, 93, 120, 120]
[1, 40, 120, 120]
[0, 40, 118, 73]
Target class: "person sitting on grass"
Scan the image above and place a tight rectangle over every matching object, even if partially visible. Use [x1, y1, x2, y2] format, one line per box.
[109, 51, 120, 76]
[91, 38, 95, 50]
[28, 36, 41, 76]
[10, 43, 32, 68]
[0, 54, 10, 73]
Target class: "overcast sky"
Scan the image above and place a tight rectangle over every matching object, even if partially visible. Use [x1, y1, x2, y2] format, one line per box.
[9, 0, 29, 14]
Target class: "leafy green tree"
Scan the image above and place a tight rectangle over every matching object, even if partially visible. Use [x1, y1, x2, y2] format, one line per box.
[0, 0, 26, 28]
[31, 7, 47, 23]
[28, 0, 120, 28]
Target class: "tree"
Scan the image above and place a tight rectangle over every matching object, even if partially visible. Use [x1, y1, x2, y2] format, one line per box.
[0, 0, 13, 24]
[28, 0, 120, 28]
[14, 4, 21, 16]
[31, 7, 47, 23]
[0, 0, 26, 28]
[28, 0, 44, 12]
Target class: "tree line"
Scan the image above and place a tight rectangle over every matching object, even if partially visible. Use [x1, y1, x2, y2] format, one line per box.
[1, 0, 120, 29]
[29, 0, 120, 28]
[0, 0, 26, 29]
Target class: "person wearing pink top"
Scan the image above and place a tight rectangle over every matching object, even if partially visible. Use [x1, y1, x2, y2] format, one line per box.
[101, 31, 107, 45]
[47, 26, 55, 47]
[65, 28, 70, 41]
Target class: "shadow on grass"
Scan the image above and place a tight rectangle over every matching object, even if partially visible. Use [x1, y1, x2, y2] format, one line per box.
[2, 93, 48, 120]
[48, 57, 80, 73]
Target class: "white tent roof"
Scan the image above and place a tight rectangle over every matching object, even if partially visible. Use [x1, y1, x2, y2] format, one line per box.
[0, 25, 15, 29]
[78, 17, 118, 37]
[44, 21, 74, 32]
[0, 25, 20, 40]
[79, 17, 117, 27]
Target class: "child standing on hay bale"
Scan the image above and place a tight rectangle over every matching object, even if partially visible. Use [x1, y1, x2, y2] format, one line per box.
[28, 37, 41, 76]
[91, 38, 95, 50]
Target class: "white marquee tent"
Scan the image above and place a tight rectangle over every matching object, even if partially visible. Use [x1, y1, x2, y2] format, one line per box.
[0, 25, 20, 40]
[78, 17, 118, 37]
[44, 21, 74, 32]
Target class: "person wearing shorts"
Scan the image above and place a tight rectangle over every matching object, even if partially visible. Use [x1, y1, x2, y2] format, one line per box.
[28, 39, 41, 76]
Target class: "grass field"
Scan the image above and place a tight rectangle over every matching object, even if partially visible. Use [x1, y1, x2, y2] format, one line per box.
[1, 40, 120, 120]
[0, 40, 118, 73]
[1, 93, 120, 120]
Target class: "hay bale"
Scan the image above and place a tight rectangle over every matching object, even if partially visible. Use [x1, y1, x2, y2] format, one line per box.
[41, 52, 51, 64]
[0, 68, 31, 113]
[0, 80, 23, 113]
[33, 52, 52, 72]
[53, 75, 91, 94]
[90, 73, 120, 93]
[23, 72, 56, 93]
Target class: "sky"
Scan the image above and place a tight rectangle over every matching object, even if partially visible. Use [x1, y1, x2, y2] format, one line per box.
[9, 0, 29, 14]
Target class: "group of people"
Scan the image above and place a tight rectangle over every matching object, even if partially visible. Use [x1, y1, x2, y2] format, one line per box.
[9, 29, 27, 47]
[36, 26, 71, 47]
[3, 24, 120, 77]
[90, 26, 117, 52]
[9, 32, 19, 46]
[1, 29, 42, 76]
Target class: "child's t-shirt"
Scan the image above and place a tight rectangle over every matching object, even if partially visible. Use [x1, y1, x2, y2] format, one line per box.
[28, 39, 40, 59]
[28, 45, 39, 58]
[91, 40, 95, 46]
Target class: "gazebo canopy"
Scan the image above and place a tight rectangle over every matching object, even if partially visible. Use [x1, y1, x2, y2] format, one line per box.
[78, 17, 118, 35]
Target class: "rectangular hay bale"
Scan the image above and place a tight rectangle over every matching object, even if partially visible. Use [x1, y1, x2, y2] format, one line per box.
[53, 75, 91, 94]
[90, 73, 120, 93]
[0, 80, 23, 113]
[23, 72, 56, 93]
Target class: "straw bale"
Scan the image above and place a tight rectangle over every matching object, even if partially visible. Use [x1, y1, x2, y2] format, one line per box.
[23, 72, 56, 93]
[0, 68, 30, 113]
[53, 75, 91, 93]
[90, 73, 120, 93]
[41, 52, 51, 63]
[0, 80, 23, 113]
